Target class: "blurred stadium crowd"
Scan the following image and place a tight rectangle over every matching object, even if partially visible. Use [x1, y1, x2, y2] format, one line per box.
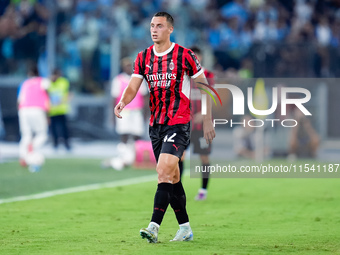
[1, 0, 340, 93]
[0, 0, 48, 75]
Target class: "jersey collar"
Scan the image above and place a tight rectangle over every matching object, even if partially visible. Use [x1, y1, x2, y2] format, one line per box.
[153, 42, 175, 57]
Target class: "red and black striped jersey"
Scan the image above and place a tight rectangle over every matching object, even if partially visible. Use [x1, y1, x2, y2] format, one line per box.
[191, 69, 215, 131]
[132, 43, 203, 126]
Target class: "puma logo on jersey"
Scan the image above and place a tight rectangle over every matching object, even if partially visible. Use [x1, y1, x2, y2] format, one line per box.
[146, 64, 152, 69]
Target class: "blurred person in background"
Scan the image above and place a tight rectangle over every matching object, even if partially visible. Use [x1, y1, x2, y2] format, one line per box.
[0, 0, 49, 75]
[289, 107, 320, 159]
[233, 114, 271, 159]
[180, 46, 214, 201]
[48, 69, 71, 152]
[73, 10, 100, 93]
[17, 65, 50, 172]
[233, 115, 256, 159]
[238, 58, 254, 78]
[104, 57, 147, 170]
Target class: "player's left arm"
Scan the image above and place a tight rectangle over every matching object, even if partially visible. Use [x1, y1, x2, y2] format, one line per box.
[193, 72, 216, 144]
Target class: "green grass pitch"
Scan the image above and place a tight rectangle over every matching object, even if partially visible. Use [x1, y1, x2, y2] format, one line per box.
[0, 158, 340, 254]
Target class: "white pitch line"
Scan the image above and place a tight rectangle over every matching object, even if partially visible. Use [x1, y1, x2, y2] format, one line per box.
[0, 174, 158, 205]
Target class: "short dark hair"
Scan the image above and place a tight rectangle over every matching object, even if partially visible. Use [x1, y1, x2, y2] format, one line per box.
[153, 12, 174, 26]
[52, 69, 61, 76]
[28, 65, 39, 77]
[191, 46, 201, 55]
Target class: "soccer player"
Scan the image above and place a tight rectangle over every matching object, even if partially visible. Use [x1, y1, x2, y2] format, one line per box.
[114, 12, 215, 243]
[109, 57, 147, 170]
[189, 46, 214, 201]
[18, 65, 50, 172]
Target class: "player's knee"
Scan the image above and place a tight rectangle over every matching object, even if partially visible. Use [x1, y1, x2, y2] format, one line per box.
[158, 175, 173, 184]
[157, 164, 176, 183]
[157, 168, 172, 183]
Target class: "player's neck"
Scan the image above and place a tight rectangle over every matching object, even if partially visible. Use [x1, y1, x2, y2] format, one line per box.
[154, 41, 172, 54]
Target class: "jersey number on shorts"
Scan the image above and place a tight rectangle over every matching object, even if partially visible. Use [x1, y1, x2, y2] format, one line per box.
[164, 133, 176, 143]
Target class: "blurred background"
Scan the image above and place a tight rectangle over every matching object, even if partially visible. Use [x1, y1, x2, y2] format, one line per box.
[0, 0, 340, 162]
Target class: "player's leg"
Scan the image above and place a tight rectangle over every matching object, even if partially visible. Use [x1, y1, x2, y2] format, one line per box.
[18, 109, 32, 166]
[140, 125, 164, 243]
[160, 124, 192, 241]
[31, 109, 48, 153]
[195, 154, 210, 201]
[28, 109, 48, 172]
[170, 154, 188, 226]
[169, 171, 193, 241]
[120, 134, 128, 144]
[140, 154, 177, 243]
[153, 153, 179, 219]
[60, 115, 71, 150]
[154, 151, 193, 242]
[191, 130, 212, 200]
[141, 124, 191, 242]
[179, 152, 185, 179]
[309, 134, 320, 158]
[50, 116, 58, 150]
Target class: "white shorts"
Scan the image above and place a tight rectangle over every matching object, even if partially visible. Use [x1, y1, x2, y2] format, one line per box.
[18, 107, 48, 159]
[19, 108, 48, 136]
[116, 109, 144, 137]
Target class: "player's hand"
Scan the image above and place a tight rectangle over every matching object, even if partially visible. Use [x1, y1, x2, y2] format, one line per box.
[114, 102, 126, 119]
[203, 119, 215, 144]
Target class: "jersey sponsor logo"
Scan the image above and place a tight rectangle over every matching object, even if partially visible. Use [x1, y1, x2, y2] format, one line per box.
[146, 73, 177, 81]
[146, 73, 177, 89]
[149, 80, 172, 89]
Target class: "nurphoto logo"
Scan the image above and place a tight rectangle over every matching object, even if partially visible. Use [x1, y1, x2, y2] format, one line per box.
[199, 79, 312, 128]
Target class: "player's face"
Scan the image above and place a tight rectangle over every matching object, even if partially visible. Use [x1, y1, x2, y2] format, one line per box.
[51, 74, 58, 82]
[196, 53, 202, 63]
[150, 17, 173, 43]
[123, 63, 132, 75]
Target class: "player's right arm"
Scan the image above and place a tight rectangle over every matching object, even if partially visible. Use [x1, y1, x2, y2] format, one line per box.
[114, 77, 143, 118]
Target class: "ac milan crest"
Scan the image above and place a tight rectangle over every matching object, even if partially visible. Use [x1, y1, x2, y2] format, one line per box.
[169, 59, 174, 70]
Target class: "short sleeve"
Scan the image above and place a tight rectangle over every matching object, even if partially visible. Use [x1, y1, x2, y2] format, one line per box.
[185, 49, 203, 79]
[131, 52, 144, 79]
